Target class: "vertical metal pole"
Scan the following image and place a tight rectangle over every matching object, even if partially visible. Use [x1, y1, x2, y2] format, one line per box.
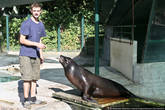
[81, 16, 84, 49]
[131, 0, 134, 44]
[95, 0, 99, 75]
[6, 15, 9, 51]
[143, 0, 155, 62]
[57, 25, 61, 52]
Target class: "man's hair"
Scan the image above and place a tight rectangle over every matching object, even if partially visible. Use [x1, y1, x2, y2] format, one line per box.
[30, 2, 42, 10]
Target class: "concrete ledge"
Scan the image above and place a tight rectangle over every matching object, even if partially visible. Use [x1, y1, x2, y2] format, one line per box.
[133, 62, 165, 102]
[0, 79, 72, 110]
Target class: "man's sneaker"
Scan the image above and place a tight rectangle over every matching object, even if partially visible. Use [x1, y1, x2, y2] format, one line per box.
[30, 100, 47, 105]
[30, 97, 47, 105]
[23, 101, 31, 109]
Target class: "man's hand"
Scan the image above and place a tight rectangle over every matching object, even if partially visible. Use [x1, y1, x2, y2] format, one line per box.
[40, 55, 44, 64]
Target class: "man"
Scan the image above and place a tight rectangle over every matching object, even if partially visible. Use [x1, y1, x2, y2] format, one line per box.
[19, 2, 46, 108]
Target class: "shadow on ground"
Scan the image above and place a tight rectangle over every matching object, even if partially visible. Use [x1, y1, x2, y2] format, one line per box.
[40, 68, 73, 87]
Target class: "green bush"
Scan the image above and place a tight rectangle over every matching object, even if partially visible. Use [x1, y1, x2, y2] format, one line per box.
[3, 1, 97, 51]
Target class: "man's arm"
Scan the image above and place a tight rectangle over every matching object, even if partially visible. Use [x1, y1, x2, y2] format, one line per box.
[39, 39, 44, 64]
[19, 34, 46, 49]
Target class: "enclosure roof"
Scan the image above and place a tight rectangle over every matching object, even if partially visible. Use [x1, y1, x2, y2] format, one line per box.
[100, 0, 153, 25]
[0, 0, 53, 8]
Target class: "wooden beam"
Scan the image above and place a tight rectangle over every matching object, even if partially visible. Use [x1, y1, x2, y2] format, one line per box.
[53, 91, 129, 109]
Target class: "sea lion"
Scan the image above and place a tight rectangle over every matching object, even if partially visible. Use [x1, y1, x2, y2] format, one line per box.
[59, 55, 137, 102]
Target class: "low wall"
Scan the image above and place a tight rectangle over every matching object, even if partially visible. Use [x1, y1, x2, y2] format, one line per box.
[110, 38, 165, 102]
[110, 38, 137, 80]
[133, 62, 165, 102]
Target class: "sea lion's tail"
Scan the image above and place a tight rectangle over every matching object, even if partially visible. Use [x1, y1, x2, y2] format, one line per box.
[125, 90, 138, 98]
[125, 90, 154, 104]
[121, 87, 150, 102]
[125, 90, 147, 101]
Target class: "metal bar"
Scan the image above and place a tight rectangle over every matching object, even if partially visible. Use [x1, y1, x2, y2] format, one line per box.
[148, 40, 165, 43]
[110, 38, 133, 44]
[114, 32, 132, 34]
[6, 15, 9, 51]
[81, 16, 84, 49]
[131, 0, 135, 44]
[95, 0, 99, 75]
[112, 25, 136, 28]
[142, 0, 155, 62]
[57, 25, 61, 52]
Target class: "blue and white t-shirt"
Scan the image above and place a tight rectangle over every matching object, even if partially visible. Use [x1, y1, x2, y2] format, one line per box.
[19, 18, 46, 58]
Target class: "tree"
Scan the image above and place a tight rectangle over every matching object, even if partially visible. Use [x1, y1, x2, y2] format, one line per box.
[0, 0, 95, 51]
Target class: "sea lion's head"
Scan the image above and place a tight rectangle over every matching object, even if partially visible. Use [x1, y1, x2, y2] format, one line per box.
[59, 55, 72, 68]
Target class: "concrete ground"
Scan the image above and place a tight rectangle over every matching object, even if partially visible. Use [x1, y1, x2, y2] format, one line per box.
[0, 51, 137, 110]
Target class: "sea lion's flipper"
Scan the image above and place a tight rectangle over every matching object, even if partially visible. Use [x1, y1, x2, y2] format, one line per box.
[90, 98, 98, 103]
[82, 94, 97, 103]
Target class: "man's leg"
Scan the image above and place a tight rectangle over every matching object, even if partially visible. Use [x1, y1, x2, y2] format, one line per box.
[23, 81, 31, 109]
[31, 80, 36, 97]
[30, 58, 39, 103]
[20, 56, 33, 100]
[30, 80, 46, 105]
[30, 58, 46, 105]
[23, 81, 31, 99]
[30, 80, 37, 103]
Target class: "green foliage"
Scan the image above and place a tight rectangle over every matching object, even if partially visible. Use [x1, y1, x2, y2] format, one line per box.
[2, 0, 97, 51]
[9, 17, 24, 46]
[42, 30, 57, 51]
[60, 22, 81, 50]
[0, 16, 7, 51]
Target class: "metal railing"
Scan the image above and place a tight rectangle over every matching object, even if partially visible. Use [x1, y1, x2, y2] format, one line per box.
[111, 25, 136, 44]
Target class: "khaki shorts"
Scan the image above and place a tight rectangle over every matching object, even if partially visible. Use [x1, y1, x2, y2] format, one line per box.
[19, 56, 40, 81]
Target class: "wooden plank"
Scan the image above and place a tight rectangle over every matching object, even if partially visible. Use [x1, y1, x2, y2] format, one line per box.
[94, 97, 129, 108]
[0, 100, 14, 105]
[53, 91, 129, 109]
